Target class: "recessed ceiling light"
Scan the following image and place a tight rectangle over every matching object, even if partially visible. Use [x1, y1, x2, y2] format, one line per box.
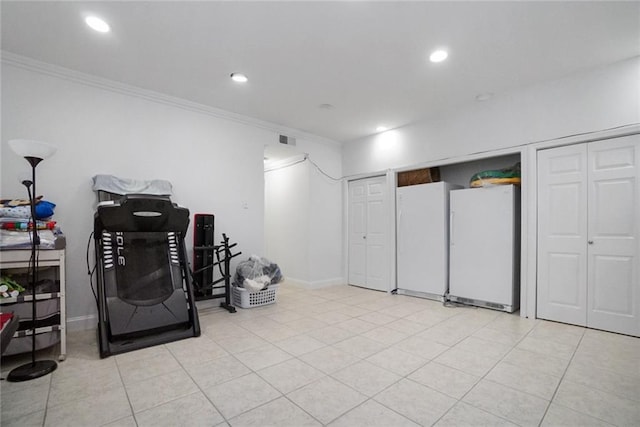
[85, 16, 110, 33]
[475, 93, 494, 102]
[376, 126, 389, 132]
[429, 49, 448, 63]
[230, 73, 248, 83]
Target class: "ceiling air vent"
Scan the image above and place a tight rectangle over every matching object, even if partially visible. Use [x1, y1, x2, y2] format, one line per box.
[279, 135, 296, 146]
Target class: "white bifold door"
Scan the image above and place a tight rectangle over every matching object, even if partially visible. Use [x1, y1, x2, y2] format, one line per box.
[537, 135, 639, 336]
[348, 176, 389, 291]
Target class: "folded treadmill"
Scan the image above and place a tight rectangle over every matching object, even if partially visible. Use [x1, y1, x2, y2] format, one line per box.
[94, 194, 200, 358]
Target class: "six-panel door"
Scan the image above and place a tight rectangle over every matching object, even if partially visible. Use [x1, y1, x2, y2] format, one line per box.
[537, 144, 589, 326]
[537, 135, 639, 336]
[348, 176, 389, 291]
[587, 136, 639, 336]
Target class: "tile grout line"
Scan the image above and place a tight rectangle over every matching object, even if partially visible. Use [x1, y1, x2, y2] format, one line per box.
[242, 295, 503, 425]
[114, 346, 143, 426]
[180, 327, 357, 425]
[195, 299, 616, 426]
[199, 329, 327, 426]
[321, 306, 483, 426]
[170, 339, 251, 426]
[234, 294, 416, 425]
[42, 366, 54, 427]
[533, 328, 617, 427]
[430, 315, 541, 426]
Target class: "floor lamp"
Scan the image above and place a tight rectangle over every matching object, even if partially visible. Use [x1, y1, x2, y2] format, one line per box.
[7, 139, 58, 382]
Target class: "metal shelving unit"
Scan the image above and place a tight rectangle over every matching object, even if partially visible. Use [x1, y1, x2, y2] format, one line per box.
[0, 249, 66, 361]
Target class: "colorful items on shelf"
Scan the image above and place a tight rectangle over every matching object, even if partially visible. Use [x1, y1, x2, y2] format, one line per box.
[0, 198, 56, 220]
[0, 220, 57, 231]
[0, 276, 25, 298]
[0, 194, 61, 249]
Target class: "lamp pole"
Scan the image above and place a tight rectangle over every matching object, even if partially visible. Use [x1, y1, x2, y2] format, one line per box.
[7, 141, 58, 382]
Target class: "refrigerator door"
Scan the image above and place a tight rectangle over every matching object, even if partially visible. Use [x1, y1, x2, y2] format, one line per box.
[397, 182, 450, 298]
[449, 185, 519, 310]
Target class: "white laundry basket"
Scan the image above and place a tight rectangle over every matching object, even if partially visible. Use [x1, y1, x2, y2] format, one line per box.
[232, 284, 279, 308]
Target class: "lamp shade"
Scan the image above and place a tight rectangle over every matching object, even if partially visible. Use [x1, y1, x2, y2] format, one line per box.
[8, 139, 57, 160]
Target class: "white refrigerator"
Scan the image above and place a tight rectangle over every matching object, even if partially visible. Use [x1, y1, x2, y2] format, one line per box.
[448, 185, 520, 312]
[396, 181, 462, 300]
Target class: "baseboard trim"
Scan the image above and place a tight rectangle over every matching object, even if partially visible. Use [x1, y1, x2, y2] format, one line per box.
[66, 314, 97, 332]
[284, 277, 345, 289]
[309, 277, 345, 288]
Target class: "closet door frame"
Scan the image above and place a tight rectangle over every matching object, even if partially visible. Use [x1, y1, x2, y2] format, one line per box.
[526, 125, 640, 326]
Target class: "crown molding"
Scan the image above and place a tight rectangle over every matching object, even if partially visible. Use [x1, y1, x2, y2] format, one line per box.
[1, 51, 342, 148]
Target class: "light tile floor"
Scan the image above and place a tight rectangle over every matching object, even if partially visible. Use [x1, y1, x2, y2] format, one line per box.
[2, 281, 639, 426]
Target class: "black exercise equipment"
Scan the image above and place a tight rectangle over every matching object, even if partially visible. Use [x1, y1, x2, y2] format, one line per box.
[193, 214, 215, 298]
[191, 214, 240, 313]
[94, 194, 200, 358]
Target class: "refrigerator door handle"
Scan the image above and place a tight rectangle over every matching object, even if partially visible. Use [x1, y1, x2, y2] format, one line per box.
[450, 211, 455, 246]
[397, 209, 402, 253]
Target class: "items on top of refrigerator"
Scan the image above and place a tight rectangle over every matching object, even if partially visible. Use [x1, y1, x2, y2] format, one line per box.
[469, 162, 521, 188]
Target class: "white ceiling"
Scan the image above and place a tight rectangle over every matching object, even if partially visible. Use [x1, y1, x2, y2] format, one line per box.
[2, 1, 639, 143]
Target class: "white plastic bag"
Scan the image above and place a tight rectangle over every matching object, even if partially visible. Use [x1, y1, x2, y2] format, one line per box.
[233, 255, 283, 292]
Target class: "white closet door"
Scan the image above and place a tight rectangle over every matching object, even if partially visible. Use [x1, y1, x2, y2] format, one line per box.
[348, 176, 389, 291]
[348, 179, 367, 286]
[537, 144, 588, 326]
[587, 136, 639, 336]
[364, 177, 388, 291]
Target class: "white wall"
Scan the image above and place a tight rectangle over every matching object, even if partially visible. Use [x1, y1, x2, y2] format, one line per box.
[1, 60, 342, 328]
[308, 163, 343, 285]
[264, 137, 343, 286]
[343, 56, 640, 176]
[298, 136, 344, 285]
[264, 160, 310, 282]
